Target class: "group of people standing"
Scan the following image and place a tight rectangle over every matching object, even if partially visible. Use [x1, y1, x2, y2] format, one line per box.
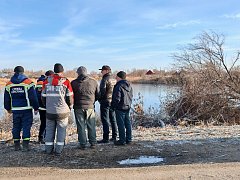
[4, 63, 133, 155]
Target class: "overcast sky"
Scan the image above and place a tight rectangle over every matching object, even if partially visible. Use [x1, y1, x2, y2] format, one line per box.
[0, 0, 240, 72]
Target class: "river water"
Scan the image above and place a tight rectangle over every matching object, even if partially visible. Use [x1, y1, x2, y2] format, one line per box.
[0, 84, 179, 119]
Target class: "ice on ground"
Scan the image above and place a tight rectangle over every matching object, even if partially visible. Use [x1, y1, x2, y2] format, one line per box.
[118, 156, 164, 165]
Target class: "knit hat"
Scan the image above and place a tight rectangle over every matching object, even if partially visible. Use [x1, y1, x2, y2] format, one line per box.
[99, 65, 111, 71]
[76, 66, 87, 76]
[45, 70, 54, 76]
[14, 66, 24, 73]
[54, 63, 64, 73]
[37, 75, 46, 82]
[117, 71, 126, 80]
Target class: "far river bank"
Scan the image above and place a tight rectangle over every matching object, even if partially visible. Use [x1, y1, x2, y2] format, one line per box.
[0, 80, 179, 120]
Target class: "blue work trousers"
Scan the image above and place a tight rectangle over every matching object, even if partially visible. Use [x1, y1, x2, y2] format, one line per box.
[12, 110, 33, 141]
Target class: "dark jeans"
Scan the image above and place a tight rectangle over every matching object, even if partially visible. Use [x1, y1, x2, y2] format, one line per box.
[100, 104, 117, 140]
[115, 109, 132, 144]
[12, 111, 33, 141]
[38, 110, 46, 139]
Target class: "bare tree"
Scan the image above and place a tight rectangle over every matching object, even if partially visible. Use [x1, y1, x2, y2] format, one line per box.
[167, 31, 240, 125]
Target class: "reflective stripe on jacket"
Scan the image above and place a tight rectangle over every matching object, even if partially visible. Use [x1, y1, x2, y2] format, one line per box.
[42, 74, 73, 120]
[4, 75, 39, 112]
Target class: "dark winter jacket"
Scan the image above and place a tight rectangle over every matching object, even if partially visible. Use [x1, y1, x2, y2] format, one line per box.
[35, 75, 46, 110]
[99, 73, 116, 106]
[4, 73, 39, 113]
[111, 80, 133, 111]
[71, 75, 100, 110]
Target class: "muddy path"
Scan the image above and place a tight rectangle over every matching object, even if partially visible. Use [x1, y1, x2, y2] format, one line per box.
[0, 127, 239, 169]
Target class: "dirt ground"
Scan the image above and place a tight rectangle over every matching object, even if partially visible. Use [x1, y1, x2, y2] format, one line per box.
[0, 125, 240, 179]
[0, 163, 240, 180]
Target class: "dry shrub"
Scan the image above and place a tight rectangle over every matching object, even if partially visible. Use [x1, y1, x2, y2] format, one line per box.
[0, 111, 12, 140]
[131, 93, 166, 128]
[167, 31, 240, 125]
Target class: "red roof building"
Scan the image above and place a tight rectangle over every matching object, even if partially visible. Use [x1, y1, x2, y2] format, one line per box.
[146, 70, 155, 75]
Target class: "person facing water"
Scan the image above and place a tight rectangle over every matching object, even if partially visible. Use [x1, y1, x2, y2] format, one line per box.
[35, 70, 54, 144]
[4, 66, 39, 151]
[97, 65, 117, 143]
[111, 71, 133, 146]
[71, 66, 100, 149]
[42, 63, 73, 155]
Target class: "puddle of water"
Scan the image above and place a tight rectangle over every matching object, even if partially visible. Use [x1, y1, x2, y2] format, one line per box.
[117, 156, 164, 165]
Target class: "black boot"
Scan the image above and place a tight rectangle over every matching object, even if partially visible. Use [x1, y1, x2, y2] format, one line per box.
[97, 139, 109, 144]
[22, 140, 30, 152]
[14, 141, 21, 151]
[38, 137, 45, 144]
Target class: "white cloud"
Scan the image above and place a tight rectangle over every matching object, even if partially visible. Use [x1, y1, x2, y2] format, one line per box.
[30, 34, 88, 50]
[0, 19, 22, 42]
[223, 13, 240, 19]
[141, 10, 167, 22]
[0, 18, 36, 46]
[156, 20, 201, 29]
[0, 19, 22, 32]
[61, 8, 91, 34]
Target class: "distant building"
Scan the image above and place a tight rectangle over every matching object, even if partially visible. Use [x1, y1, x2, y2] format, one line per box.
[146, 70, 155, 75]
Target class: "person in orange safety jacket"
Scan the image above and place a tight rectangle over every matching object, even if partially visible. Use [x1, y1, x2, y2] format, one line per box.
[4, 66, 39, 151]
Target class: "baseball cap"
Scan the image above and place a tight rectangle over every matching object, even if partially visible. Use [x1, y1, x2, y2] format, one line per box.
[99, 65, 111, 71]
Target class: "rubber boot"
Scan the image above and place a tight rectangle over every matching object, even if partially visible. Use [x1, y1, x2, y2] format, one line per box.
[22, 140, 30, 152]
[14, 141, 21, 151]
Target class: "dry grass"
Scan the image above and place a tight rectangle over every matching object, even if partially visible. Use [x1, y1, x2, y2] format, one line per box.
[0, 78, 9, 85]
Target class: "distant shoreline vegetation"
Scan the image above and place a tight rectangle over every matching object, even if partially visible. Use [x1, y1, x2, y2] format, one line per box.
[0, 78, 9, 86]
[128, 74, 182, 85]
[0, 69, 182, 86]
